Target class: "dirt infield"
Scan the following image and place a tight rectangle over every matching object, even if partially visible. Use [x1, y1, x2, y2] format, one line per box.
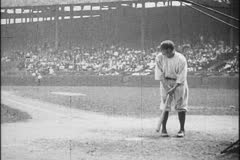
[1, 89, 239, 160]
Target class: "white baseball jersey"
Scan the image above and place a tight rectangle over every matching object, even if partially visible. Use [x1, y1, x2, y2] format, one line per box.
[155, 51, 189, 112]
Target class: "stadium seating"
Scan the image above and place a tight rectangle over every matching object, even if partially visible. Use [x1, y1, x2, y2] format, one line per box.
[1, 36, 239, 77]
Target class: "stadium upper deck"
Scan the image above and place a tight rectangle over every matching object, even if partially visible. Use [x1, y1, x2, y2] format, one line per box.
[1, 0, 230, 8]
[1, 0, 232, 25]
[1, 0, 237, 53]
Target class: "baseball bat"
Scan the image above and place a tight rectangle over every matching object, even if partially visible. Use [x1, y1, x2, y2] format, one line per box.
[156, 94, 170, 132]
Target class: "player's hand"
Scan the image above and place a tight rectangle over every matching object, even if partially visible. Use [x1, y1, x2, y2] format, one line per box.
[162, 84, 170, 91]
[161, 79, 170, 91]
[167, 87, 176, 95]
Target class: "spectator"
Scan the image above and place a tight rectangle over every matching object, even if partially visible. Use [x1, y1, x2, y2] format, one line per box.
[2, 37, 239, 77]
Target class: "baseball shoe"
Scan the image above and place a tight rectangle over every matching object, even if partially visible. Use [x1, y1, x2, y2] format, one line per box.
[177, 130, 185, 137]
[161, 129, 169, 137]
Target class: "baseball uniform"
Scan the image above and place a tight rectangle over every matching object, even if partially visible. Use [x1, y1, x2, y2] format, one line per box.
[155, 51, 189, 112]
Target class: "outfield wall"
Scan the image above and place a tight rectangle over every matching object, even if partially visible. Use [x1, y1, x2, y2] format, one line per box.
[1, 75, 238, 89]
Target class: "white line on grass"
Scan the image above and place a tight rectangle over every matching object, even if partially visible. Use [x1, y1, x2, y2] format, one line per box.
[51, 92, 86, 97]
[1, 143, 26, 148]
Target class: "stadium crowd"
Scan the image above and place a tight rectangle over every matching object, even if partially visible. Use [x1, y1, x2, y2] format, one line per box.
[1, 36, 239, 77]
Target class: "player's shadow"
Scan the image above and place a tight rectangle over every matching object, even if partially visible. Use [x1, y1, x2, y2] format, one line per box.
[138, 133, 186, 140]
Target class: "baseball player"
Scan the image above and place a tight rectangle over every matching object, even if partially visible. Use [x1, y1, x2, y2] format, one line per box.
[155, 40, 189, 137]
[36, 71, 42, 86]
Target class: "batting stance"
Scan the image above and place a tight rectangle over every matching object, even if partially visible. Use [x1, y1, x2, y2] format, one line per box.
[155, 40, 189, 137]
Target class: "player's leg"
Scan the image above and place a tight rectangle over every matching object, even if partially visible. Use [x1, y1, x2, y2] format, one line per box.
[174, 85, 188, 137]
[161, 111, 169, 137]
[159, 80, 172, 137]
[177, 111, 186, 137]
[160, 95, 173, 137]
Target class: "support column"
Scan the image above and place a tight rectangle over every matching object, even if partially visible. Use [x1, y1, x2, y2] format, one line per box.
[55, 5, 59, 51]
[37, 8, 40, 22]
[140, 2, 145, 51]
[61, 6, 64, 20]
[229, 3, 234, 49]
[31, 7, 33, 22]
[179, 1, 183, 45]
[69, 5, 74, 50]
[166, 2, 171, 40]
[7, 9, 10, 24]
[25, 8, 27, 23]
[114, 3, 121, 44]
[100, 3, 104, 42]
[70, 5, 74, 20]
[90, 4, 93, 47]
[21, 8, 24, 23]
[36, 21, 39, 46]
[13, 8, 16, 24]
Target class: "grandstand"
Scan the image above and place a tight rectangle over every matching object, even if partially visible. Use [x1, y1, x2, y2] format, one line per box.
[1, 0, 239, 77]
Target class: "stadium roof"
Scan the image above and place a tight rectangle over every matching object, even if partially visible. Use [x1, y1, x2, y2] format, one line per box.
[1, 0, 230, 8]
[1, 0, 134, 8]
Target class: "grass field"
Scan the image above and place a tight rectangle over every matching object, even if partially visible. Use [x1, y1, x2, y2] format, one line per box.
[1, 104, 32, 123]
[2, 86, 239, 117]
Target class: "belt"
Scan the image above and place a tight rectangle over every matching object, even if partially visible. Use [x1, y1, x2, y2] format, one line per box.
[165, 77, 176, 81]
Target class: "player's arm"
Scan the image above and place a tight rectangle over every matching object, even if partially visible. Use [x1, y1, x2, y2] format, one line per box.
[154, 55, 169, 91]
[167, 83, 181, 95]
[167, 59, 187, 95]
